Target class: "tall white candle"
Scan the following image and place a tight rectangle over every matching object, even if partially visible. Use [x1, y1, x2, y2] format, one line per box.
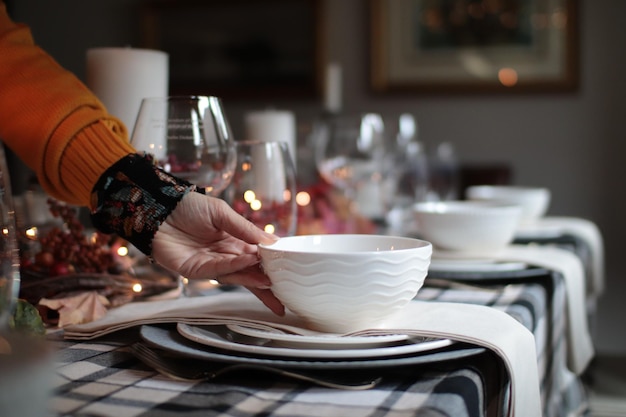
[249, 142, 288, 202]
[244, 110, 297, 170]
[324, 62, 342, 114]
[86, 47, 169, 136]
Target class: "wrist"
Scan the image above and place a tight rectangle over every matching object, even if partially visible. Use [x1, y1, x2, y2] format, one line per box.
[90, 153, 203, 255]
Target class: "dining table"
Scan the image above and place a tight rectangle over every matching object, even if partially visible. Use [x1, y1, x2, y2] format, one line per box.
[8, 206, 593, 417]
[514, 215, 605, 326]
[44, 235, 595, 417]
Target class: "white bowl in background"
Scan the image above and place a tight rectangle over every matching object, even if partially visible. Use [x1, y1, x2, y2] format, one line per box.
[258, 234, 432, 333]
[465, 185, 551, 223]
[412, 201, 522, 254]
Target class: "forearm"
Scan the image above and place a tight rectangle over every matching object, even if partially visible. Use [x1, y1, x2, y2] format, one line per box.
[0, 2, 135, 206]
[0, 4, 194, 255]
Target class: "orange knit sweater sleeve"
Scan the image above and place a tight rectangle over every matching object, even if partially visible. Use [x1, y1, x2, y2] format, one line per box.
[0, 2, 137, 208]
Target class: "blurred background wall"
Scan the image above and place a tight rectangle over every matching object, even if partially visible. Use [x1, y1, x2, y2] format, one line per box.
[7, 0, 626, 354]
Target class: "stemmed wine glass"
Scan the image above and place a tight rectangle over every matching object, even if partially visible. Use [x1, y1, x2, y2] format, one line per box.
[312, 113, 393, 221]
[130, 96, 236, 196]
[223, 140, 297, 237]
[0, 143, 20, 335]
[130, 96, 236, 296]
[0, 143, 55, 415]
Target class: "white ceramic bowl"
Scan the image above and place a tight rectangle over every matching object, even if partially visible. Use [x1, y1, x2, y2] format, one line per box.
[258, 234, 432, 333]
[412, 201, 522, 254]
[465, 185, 551, 223]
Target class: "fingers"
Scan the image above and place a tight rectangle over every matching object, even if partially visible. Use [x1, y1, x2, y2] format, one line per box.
[161, 191, 284, 317]
[210, 198, 279, 245]
[213, 265, 271, 288]
[197, 265, 285, 316]
[246, 287, 285, 316]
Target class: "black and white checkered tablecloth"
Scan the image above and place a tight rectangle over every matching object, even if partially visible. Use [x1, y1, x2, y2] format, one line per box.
[421, 268, 589, 417]
[48, 268, 590, 417]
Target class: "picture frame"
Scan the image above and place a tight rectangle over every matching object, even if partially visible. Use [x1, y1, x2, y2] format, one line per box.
[370, 0, 578, 94]
[140, 0, 324, 100]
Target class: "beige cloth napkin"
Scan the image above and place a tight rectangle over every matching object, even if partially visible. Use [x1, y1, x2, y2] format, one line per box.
[434, 244, 594, 375]
[64, 292, 540, 417]
[516, 216, 605, 297]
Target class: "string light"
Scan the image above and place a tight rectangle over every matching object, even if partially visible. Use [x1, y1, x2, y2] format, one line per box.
[498, 68, 518, 87]
[250, 199, 262, 210]
[296, 191, 311, 206]
[116, 246, 129, 257]
[243, 190, 256, 203]
[25, 227, 38, 240]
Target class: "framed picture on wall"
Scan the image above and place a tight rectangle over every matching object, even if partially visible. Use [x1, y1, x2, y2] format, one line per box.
[370, 0, 578, 94]
[140, 0, 324, 100]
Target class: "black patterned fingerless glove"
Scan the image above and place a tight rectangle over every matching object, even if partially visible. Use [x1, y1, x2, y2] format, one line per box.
[90, 153, 204, 255]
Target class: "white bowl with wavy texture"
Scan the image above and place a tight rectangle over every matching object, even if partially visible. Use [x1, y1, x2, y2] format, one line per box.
[258, 234, 432, 333]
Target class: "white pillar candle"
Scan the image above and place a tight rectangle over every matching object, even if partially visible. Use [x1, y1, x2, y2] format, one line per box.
[250, 143, 287, 202]
[86, 47, 169, 136]
[324, 62, 342, 114]
[244, 110, 297, 170]
[356, 178, 386, 220]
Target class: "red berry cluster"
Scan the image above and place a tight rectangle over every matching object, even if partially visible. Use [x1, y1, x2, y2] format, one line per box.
[21, 199, 117, 276]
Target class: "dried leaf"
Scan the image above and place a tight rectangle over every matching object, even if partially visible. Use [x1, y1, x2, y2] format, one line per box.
[39, 291, 110, 327]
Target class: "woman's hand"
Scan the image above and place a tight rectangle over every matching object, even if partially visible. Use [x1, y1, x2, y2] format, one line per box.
[151, 191, 284, 315]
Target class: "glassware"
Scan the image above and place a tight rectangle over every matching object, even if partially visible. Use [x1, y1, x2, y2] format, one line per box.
[386, 113, 430, 232]
[391, 113, 430, 205]
[0, 143, 20, 335]
[429, 142, 460, 201]
[223, 141, 297, 237]
[312, 113, 393, 220]
[130, 95, 236, 196]
[0, 143, 51, 417]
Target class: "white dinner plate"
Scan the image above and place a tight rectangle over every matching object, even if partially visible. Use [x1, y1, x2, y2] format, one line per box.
[177, 323, 453, 359]
[226, 323, 411, 349]
[140, 325, 484, 370]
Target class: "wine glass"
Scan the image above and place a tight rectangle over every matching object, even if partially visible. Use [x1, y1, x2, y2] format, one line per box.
[0, 147, 55, 415]
[385, 113, 430, 233]
[130, 95, 236, 196]
[0, 143, 20, 336]
[223, 141, 297, 237]
[312, 113, 393, 221]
